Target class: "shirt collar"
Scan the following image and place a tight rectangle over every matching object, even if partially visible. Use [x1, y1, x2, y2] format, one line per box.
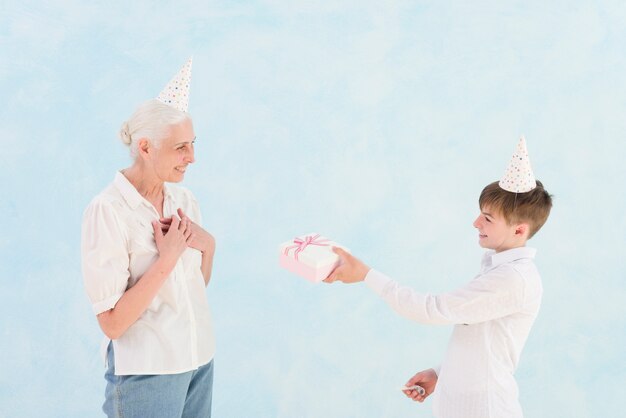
[489, 246, 537, 268]
[114, 171, 173, 210]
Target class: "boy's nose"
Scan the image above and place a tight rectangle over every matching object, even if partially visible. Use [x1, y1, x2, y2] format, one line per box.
[472, 217, 481, 228]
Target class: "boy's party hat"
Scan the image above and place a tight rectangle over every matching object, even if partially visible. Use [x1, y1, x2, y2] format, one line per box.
[156, 57, 193, 112]
[499, 136, 537, 193]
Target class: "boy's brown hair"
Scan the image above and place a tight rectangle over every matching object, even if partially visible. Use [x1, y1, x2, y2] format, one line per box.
[479, 180, 553, 239]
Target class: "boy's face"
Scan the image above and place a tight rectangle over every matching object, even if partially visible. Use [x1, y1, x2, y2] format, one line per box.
[473, 205, 528, 253]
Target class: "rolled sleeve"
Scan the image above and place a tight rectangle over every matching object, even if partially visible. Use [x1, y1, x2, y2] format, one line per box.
[81, 198, 130, 315]
[91, 292, 125, 315]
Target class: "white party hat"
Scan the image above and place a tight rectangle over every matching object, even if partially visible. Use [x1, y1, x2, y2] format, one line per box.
[499, 136, 537, 193]
[156, 57, 193, 112]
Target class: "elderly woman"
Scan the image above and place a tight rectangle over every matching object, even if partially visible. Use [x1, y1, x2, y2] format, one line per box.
[81, 61, 216, 417]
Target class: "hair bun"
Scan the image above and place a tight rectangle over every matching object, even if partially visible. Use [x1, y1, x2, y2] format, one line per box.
[119, 121, 132, 145]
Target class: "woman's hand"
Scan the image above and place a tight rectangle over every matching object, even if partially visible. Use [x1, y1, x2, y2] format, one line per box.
[402, 368, 438, 402]
[159, 208, 215, 255]
[152, 215, 193, 267]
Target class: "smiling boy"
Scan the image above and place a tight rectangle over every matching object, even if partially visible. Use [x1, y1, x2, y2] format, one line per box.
[324, 138, 553, 418]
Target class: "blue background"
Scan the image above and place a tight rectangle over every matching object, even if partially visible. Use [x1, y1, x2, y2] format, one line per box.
[1, 1, 624, 417]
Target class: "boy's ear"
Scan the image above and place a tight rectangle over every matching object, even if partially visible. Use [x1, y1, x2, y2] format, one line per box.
[514, 223, 529, 237]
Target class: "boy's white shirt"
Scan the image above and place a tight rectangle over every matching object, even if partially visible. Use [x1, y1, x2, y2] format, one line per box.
[365, 246, 541, 418]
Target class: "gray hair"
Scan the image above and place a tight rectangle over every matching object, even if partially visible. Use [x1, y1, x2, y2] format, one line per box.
[119, 99, 190, 157]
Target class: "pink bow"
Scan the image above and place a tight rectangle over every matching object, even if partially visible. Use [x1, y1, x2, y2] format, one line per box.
[284, 234, 330, 261]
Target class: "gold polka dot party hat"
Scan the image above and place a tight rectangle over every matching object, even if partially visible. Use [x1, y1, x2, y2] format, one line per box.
[499, 136, 537, 193]
[156, 57, 193, 112]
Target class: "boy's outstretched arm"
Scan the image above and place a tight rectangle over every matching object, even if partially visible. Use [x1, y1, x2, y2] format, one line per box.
[323, 247, 370, 284]
[325, 248, 526, 325]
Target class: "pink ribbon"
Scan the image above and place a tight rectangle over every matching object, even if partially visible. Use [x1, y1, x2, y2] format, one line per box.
[284, 234, 330, 261]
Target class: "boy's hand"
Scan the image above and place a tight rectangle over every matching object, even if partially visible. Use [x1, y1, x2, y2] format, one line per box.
[323, 247, 370, 284]
[403, 368, 438, 402]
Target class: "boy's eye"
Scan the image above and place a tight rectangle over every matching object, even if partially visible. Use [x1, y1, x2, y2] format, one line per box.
[485, 217, 491, 223]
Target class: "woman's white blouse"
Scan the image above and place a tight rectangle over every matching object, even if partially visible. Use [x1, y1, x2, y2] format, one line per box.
[81, 172, 215, 375]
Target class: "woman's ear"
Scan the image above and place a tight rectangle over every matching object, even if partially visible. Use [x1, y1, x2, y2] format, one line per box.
[137, 138, 150, 158]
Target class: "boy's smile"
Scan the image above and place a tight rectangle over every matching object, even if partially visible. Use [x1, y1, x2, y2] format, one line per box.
[473, 205, 529, 253]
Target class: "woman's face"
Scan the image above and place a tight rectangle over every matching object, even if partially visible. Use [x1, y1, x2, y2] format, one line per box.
[149, 118, 196, 183]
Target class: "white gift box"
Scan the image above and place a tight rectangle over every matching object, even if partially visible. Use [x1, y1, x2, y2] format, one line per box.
[278, 233, 349, 282]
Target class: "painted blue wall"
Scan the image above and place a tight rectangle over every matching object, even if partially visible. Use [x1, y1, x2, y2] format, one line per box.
[1, 1, 624, 417]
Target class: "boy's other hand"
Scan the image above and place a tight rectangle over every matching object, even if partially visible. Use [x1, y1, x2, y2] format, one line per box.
[323, 247, 370, 284]
[403, 368, 438, 402]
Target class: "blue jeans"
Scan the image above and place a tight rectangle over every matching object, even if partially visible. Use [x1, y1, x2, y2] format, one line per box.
[103, 343, 213, 418]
